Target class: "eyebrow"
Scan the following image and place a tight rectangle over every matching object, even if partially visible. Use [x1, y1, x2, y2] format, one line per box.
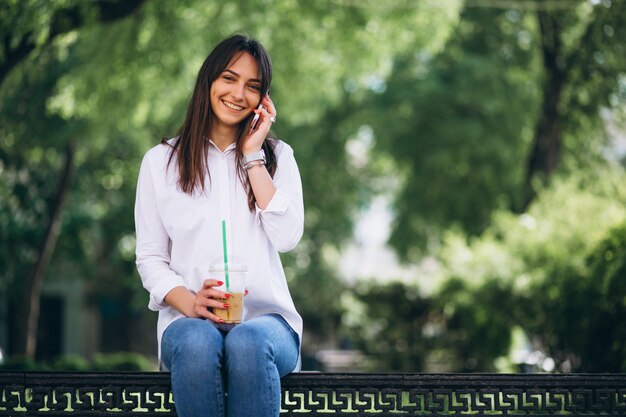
[223, 69, 261, 84]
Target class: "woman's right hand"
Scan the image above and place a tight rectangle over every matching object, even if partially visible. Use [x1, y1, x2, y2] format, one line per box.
[194, 279, 230, 323]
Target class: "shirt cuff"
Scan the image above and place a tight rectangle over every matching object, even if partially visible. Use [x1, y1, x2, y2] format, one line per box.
[147, 274, 186, 311]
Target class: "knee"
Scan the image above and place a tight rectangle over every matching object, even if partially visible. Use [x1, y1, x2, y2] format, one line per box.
[225, 323, 273, 366]
[163, 318, 223, 364]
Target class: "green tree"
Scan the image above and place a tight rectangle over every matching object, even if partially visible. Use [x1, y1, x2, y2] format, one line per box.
[366, 5, 540, 259]
[434, 277, 514, 372]
[438, 169, 626, 372]
[522, 0, 626, 207]
[365, 1, 626, 259]
[507, 174, 626, 371]
[0, 0, 145, 87]
[1, 0, 148, 359]
[577, 221, 626, 371]
[343, 281, 436, 371]
[0, 52, 78, 358]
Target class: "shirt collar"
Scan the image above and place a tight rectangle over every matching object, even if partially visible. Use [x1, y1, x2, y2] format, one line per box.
[208, 139, 237, 154]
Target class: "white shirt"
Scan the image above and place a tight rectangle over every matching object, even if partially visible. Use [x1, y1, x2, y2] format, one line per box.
[134, 138, 304, 370]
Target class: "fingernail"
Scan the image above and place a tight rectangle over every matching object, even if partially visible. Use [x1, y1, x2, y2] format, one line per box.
[224, 293, 231, 299]
[244, 290, 249, 296]
[217, 281, 224, 286]
[223, 304, 230, 308]
[219, 319, 225, 323]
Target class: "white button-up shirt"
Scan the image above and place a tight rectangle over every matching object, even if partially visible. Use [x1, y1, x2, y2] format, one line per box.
[135, 138, 304, 369]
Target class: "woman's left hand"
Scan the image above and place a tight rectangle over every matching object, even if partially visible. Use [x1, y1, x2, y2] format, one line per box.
[243, 94, 277, 154]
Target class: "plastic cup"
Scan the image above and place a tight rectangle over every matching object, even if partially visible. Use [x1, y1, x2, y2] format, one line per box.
[209, 261, 247, 327]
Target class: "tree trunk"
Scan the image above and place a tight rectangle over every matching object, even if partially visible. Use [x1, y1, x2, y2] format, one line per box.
[16, 140, 76, 359]
[521, 11, 568, 211]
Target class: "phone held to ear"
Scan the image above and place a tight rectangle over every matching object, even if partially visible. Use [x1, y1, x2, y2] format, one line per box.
[249, 104, 264, 133]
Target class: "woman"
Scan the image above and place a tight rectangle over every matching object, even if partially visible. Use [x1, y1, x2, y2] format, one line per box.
[134, 34, 303, 417]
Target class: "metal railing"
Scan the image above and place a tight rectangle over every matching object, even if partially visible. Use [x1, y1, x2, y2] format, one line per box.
[1, 371, 625, 415]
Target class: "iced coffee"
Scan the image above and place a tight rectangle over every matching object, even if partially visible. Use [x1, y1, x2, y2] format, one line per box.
[209, 261, 247, 328]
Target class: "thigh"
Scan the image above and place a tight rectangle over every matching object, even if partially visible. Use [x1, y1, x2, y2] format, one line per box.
[225, 314, 299, 376]
[161, 317, 225, 371]
[161, 318, 227, 417]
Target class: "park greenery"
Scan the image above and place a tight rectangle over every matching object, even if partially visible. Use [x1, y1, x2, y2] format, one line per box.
[1, 0, 625, 372]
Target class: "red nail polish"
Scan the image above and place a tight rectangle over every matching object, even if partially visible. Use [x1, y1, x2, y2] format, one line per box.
[244, 290, 249, 296]
[217, 281, 224, 286]
[224, 294, 231, 299]
[223, 304, 230, 308]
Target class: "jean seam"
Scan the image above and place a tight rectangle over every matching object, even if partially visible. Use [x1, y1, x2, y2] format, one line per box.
[216, 365, 225, 417]
[267, 347, 278, 417]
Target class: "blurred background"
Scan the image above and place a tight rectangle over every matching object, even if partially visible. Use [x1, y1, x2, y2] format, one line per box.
[1, 0, 625, 373]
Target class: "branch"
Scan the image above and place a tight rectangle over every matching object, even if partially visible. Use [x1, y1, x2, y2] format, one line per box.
[0, 0, 145, 89]
[564, 2, 619, 89]
[0, 32, 34, 87]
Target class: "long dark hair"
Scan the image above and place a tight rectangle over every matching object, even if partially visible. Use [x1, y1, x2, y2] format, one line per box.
[164, 34, 277, 210]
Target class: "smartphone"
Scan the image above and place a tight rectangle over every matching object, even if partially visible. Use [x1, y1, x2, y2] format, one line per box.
[249, 104, 264, 132]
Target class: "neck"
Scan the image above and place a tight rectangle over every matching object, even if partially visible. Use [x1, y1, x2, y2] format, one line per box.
[209, 123, 238, 152]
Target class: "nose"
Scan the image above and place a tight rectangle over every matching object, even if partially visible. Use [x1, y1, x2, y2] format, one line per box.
[231, 82, 246, 101]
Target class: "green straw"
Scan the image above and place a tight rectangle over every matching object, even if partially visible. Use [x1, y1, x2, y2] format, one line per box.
[221, 220, 230, 292]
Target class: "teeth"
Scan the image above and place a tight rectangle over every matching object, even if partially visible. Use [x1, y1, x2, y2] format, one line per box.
[223, 101, 244, 111]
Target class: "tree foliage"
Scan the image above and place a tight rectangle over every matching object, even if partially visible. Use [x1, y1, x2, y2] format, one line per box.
[365, 0, 626, 259]
[342, 0, 626, 372]
[364, 6, 539, 259]
[346, 169, 626, 372]
[502, 170, 626, 372]
[343, 281, 435, 372]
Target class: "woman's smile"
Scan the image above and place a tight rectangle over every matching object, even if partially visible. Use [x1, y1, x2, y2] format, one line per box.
[221, 99, 245, 112]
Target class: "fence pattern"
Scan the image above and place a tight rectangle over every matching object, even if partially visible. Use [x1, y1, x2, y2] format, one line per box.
[1, 372, 625, 416]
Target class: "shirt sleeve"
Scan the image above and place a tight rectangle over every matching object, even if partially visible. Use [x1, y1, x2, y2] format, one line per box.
[134, 152, 186, 311]
[255, 143, 304, 252]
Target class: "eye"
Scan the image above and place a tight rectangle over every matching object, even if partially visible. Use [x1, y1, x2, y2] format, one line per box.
[248, 84, 261, 91]
[223, 75, 235, 81]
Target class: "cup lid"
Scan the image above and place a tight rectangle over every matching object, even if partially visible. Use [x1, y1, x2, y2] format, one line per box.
[209, 261, 247, 272]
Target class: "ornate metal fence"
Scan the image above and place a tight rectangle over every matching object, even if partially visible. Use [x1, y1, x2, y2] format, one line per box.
[1, 371, 625, 416]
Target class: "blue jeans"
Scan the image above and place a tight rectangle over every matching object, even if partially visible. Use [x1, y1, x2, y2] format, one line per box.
[161, 314, 299, 417]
